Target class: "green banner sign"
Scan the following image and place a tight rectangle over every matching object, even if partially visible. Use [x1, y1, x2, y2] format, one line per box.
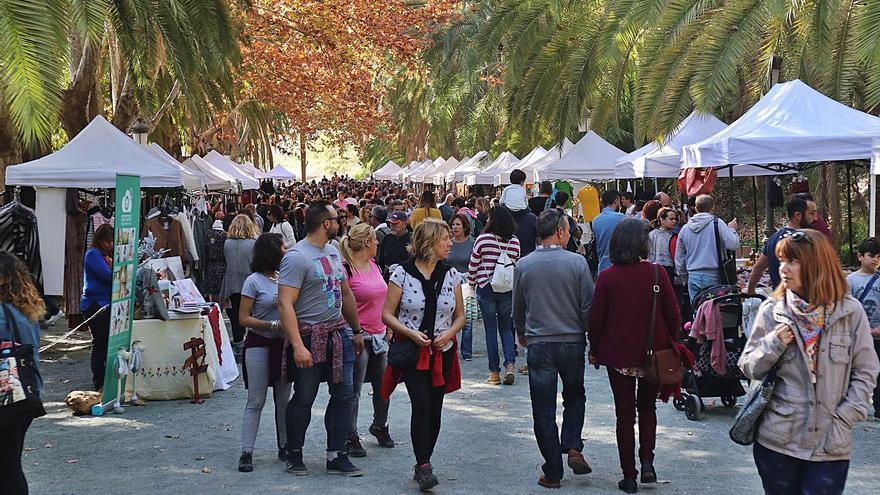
[95, 174, 140, 414]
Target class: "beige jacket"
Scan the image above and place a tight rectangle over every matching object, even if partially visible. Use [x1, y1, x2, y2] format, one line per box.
[739, 295, 879, 461]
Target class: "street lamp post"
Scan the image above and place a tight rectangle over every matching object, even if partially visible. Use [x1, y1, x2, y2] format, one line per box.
[578, 108, 592, 134]
[130, 117, 150, 146]
[764, 56, 783, 240]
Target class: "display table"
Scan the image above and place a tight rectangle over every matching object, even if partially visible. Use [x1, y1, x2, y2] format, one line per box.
[125, 309, 238, 401]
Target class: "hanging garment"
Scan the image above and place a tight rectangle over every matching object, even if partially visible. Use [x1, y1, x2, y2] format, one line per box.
[64, 209, 88, 316]
[577, 185, 601, 222]
[677, 167, 717, 196]
[0, 200, 43, 286]
[176, 212, 199, 264]
[191, 212, 212, 290]
[769, 177, 785, 207]
[203, 228, 227, 299]
[143, 216, 189, 261]
[553, 180, 573, 208]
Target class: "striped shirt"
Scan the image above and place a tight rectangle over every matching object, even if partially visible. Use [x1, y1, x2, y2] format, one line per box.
[468, 233, 520, 288]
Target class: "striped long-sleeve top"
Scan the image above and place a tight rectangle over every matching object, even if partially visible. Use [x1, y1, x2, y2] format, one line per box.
[468, 233, 520, 288]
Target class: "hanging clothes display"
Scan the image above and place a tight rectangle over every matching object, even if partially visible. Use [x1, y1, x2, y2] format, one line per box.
[577, 185, 601, 222]
[768, 177, 785, 207]
[64, 195, 89, 317]
[203, 221, 227, 300]
[788, 175, 809, 195]
[0, 198, 43, 286]
[553, 180, 573, 208]
[143, 214, 189, 260]
[176, 210, 199, 264]
[677, 167, 717, 196]
[191, 211, 212, 291]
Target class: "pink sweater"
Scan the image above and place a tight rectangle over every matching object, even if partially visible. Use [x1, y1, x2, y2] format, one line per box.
[468, 233, 520, 288]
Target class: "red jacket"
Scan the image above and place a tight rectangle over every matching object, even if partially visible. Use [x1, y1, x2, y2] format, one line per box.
[588, 261, 681, 369]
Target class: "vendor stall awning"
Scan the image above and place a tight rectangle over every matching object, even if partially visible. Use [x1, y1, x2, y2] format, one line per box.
[466, 152, 519, 185]
[264, 165, 298, 180]
[148, 143, 206, 190]
[202, 150, 261, 190]
[535, 133, 621, 182]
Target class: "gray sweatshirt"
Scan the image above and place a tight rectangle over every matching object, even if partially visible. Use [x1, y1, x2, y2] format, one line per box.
[512, 246, 593, 343]
[674, 212, 739, 282]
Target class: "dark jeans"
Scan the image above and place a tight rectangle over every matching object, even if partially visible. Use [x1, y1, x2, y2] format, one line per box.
[873, 339, 880, 416]
[527, 342, 586, 481]
[754, 441, 849, 495]
[0, 418, 32, 494]
[227, 293, 244, 343]
[477, 285, 515, 372]
[85, 302, 110, 391]
[286, 330, 355, 453]
[405, 348, 454, 465]
[607, 368, 659, 480]
[459, 321, 473, 359]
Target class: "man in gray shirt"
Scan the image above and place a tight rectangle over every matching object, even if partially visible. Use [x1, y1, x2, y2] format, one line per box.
[278, 200, 365, 477]
[513, 208, 594, 488]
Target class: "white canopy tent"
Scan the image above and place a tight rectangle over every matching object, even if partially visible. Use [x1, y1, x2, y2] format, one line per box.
[518, 139, 575, 184]
[446, 151, 489, 183]
[235, 160, 267, 179]
[466, 152, 519, 185]
[429, 157, 461, 185]
[495, 146, 547, 185]
[535, 131, 625, 182]
[616, 112, 728, 178]
[401, 159, 434, 182]
[411, 157, 446, 183]
[148, 143, 206, 190]
[373, 160, 403, 181]
[394, 161, 419, 181]
[264, 165, 298, 181]
[870, 146, 880, 236]
[6, 115, 186, 188]
[683, 79, 880, 169]
[203, 150, 260, 190]
[183, 155, 238, 191]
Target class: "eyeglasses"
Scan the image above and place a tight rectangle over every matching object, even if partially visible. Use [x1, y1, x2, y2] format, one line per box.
[781, 230, 813, 244]
[326, 216, 340, 223]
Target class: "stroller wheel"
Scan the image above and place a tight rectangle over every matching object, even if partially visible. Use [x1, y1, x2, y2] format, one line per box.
[685, 395, 701, 421]
[721, 395, 737, 408]
[673, 397, 686, 411]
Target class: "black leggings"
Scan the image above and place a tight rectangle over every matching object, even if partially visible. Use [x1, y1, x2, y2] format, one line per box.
[404, 349, 453, 465]
[0, 418, 32, 494]
[85, 302, 110, 391]
[227, 293, 244, 343]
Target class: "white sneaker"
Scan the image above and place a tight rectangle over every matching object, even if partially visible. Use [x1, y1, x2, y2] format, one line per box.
[45, 310, 65, 326]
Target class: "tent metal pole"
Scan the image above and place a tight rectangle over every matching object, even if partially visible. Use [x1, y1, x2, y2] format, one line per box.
[653, 177, 658, 196]
[764, 176, 776, 238]
[846, 163, 854, 266]
[752, 177, 760, 250]
[729, 165, 735, 220]
[871, 173, 877, 237]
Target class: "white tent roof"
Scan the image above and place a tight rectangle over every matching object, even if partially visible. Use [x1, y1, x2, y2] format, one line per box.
[466, 152, 519, 185]
[264, 165, 298, 180]
[684, 79, 880, 168]
[148, 143, 205, 190]
[373, 160, 403, 180]
[411, 157, 446, 183]
[183, 155, 238, 191]
[203, 150, 260, 189]
[446, 151, 489, 182]
[519, 139, 576, 183]
[429, 157, 461, 184]
[402, 159, 434, 181]
[6, 116, 186, 188]
[616, 112, 728, 178]
[495, 146, 548, 185]
[536, 131, 625, 182]
[233, 160, 267, 179]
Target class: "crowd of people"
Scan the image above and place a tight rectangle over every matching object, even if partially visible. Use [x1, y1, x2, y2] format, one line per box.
[1, 170, 879, 495]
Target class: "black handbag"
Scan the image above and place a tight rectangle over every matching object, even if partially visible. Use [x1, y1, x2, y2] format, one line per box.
[387, 337, 419, 369]
[713, 218, 737, 285]
[0, 305, 46, 426]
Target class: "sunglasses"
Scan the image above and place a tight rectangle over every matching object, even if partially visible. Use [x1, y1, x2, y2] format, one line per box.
[781, 230, 813, 244]
[326, 216, 340, 223]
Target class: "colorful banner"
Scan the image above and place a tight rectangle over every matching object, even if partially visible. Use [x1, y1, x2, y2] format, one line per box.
[98, 174, 140, 412]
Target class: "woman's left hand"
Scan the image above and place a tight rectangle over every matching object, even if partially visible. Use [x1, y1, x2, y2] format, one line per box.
[432, 332, 451, 350]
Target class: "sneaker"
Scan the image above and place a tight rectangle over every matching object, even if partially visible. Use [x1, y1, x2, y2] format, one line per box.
[538, 474, 561, 489]
[520, 364, 529, 375]
[277, 446, 287, 461]
[285, 450, 308, 476]
[346, 435, 367, 458]
[45, 309, 64, 326]
[486, 372, 501, 385]
[463, 357, 472, 361]
[618, 478, 638, 493]
[238, 452, 253, 473]
[326, 453, 363, 477]
[413, 463, 439, 491]
[369, 424, 395, 448]
[503, 363, 516, 385]
[640, 462, 656, 484]
[567, 450, 592, 475]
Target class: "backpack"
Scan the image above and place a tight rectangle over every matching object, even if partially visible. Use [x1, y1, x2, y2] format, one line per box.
[490, 239, 516, 293]
[668, 232, 679, 265]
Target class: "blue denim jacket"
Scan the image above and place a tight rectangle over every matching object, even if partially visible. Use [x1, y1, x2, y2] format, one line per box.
[0, 303, 42, 392]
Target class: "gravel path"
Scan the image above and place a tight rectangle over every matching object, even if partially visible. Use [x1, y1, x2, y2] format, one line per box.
[24, 323, 880, 494]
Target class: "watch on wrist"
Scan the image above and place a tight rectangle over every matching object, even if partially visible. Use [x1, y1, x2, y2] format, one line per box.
[353, 327, 364, 335]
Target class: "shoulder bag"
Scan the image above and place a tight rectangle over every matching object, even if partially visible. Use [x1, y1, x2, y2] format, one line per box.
[858, 273, 880, 304]
[713, 218, 738, 285]
[643, 264, 684, 385]
[729, 366, 778, 445]
[0, 305, 46, 426]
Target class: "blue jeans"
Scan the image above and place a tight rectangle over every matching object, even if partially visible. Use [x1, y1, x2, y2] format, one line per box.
[687, 272, 720, 303]
[754, 441, 849, 495]
[477, 285, 515, 372]
[527, 342, 586, 481]
[460, 321, 473, 359]
[286, 329, 355, 453]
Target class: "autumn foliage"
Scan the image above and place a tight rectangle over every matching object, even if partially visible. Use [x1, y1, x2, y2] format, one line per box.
[237, 0, 456, 146]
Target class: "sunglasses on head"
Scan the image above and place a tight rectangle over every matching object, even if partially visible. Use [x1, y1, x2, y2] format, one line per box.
[781, 230, 813, 244]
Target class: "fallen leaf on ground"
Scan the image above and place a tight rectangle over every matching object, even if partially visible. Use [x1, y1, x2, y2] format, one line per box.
[66, 459, 78, 464]
[201, 467, 211, 473]
[24, 447, 34, 452]
[44, 443, 53, 448]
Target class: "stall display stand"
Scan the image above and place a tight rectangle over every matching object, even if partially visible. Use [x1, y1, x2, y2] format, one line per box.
[183, 337, 209, 404]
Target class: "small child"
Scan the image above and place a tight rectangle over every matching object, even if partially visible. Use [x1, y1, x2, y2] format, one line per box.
[499, 169, 529, 212]
[847, 237, 880, 420]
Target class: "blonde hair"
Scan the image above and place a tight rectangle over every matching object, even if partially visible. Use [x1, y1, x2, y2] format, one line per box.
[409, 218, 450, 263]
[0, 252, 46, 322]
[339, 223, 375, 272]
[774, 228, 847, 305]
[228, 214, 257, 239]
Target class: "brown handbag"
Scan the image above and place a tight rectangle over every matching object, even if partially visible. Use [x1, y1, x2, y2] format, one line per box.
[643, 264, 684, 385]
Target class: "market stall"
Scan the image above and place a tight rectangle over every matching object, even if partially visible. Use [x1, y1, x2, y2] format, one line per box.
[465, 151, 519, 186]
[202, 150, 261, 190]
[517, 139, 575, 184]
[182, 155, 238, 191]
[264, 165, 298, 181]
[495, 146, 548, 186]
[373, 160, 403, 181]
[535, 131, 625, 182]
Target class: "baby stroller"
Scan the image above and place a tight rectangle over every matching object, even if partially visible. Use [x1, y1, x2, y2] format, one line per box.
[673, 284, 765, 421]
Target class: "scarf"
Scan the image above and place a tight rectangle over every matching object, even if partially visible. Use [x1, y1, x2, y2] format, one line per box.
[457, 207, 478, 219]
[402, 258, 450, 340]
[786, 291, 832, 384]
